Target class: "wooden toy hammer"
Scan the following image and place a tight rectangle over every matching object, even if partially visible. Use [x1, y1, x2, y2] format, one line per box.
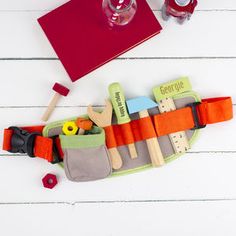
[126, 96, 165, 167]
[42, 82, 70, 122]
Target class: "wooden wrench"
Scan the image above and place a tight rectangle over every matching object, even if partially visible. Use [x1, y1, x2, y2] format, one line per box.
[87, 100, 123, 170]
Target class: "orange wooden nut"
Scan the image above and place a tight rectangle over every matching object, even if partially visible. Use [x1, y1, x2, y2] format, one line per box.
[76, 118, 93, 130]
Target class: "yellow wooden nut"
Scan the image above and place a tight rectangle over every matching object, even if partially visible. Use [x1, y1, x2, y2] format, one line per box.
[62, 121, 78, 135]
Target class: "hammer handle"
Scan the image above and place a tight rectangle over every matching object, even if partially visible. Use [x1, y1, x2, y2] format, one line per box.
[42, 93, 60, 122]
[146, 137, 165, 167]
[139, 110, 165, 167]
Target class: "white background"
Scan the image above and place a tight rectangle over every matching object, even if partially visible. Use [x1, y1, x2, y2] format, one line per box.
[0, 0, 236, 235]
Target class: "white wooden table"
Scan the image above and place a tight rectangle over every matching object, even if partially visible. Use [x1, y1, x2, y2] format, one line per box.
[0, 0, 235, 235]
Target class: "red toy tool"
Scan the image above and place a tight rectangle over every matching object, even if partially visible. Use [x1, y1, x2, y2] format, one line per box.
[42, 82, 70, 122]
[162, 0, 197, 24]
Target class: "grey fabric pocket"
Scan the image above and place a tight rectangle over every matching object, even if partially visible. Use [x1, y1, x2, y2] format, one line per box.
[60, 127, 112, 182]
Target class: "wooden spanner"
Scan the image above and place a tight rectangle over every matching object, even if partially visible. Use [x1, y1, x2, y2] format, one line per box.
[87, 99, 123, 170]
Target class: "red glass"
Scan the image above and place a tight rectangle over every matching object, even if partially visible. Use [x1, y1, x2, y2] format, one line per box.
[102, 0, 137, 27]
[162, 0, 197, 24]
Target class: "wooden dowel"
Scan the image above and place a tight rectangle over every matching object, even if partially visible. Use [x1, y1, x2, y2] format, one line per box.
[128, 143, 138, 159]
[108, 147, 123, 170]
[41, 93, 60, 122]
[139, 110, 165, 167]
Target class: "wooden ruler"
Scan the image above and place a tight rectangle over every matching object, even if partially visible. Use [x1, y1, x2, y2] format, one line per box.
[159, 97, 190, 153]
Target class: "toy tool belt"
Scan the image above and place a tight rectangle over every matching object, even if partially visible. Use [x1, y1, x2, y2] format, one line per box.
[2, 78, 233, 182]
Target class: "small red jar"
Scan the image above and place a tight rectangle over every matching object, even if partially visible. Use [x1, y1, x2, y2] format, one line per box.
[162, 0, 198, 24]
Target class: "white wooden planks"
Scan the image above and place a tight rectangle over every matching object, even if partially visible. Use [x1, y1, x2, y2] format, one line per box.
[0, 59, 235, 107]
[0, 153, 236, 202]
[1, 11, 236, 58]
[0, 0, 236, 234]
[1, 200, 236, 236]
[1, 0, 236, 11]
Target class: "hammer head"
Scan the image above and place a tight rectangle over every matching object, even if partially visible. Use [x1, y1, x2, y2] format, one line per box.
[53, 82, 70, 96]
[126, 96, 158, 114]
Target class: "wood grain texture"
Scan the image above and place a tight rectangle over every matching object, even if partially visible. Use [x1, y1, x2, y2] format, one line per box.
[0, 59, 235, 106]
[0, 153, 236, 202]
[1, 0, 236, 11]
[1, 12, 236, 58]
[1, 201, 236, 236]
[0, 0, 236, 235]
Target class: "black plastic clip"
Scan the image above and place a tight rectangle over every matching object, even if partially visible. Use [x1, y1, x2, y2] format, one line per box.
[186, 102, 206, 130]
[51, 136, 63, 164]
[8, 127, 39, 157]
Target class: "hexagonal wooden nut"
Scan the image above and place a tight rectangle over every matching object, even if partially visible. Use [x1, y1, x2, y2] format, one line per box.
[42, 173, 58, 189]
[62, 121, 78, 135]
[76, 118, 93, 134]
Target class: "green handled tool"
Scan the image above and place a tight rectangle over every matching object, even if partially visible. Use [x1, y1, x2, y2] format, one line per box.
[109, 83, 138, 159]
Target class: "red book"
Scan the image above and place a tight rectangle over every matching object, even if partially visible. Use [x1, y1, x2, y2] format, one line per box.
[38, 0, 162, 82]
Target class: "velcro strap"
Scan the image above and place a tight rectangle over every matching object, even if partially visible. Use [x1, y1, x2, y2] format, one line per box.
[34, 136, 53, 162]
[154, 107, 194, 136]
[104, 126, 117, 149]
[3, 129, 13, 151]
[105, 116, 157, 149]
[198, 97, 233, 125]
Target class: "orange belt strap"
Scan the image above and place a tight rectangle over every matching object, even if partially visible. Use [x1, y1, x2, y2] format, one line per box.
[154, 97, 233, 136]
[2, 126, 53, 162]
[105, 97, 233, 148]
[105, 116, 157, 148]
[2, 97, 233, 156]
[198, 97, 233, 124]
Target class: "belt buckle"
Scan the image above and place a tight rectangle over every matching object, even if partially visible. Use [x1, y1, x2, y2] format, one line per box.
[186, 102, 206, 130]
[8, 127, 39, 157]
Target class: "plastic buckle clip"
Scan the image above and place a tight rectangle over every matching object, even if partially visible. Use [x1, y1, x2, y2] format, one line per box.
[8, 127, 39, 157]
[51, 136, 63, 164]
[186, 102, 206, 130]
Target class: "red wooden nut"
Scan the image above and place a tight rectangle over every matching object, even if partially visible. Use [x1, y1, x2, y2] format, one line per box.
[53, 82, 70, 96]
[42, 173, 58, 189]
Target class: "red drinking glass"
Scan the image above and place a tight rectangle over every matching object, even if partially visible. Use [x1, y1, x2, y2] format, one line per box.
[102, 0, 137, 28]
[162, 0, 197, 24]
